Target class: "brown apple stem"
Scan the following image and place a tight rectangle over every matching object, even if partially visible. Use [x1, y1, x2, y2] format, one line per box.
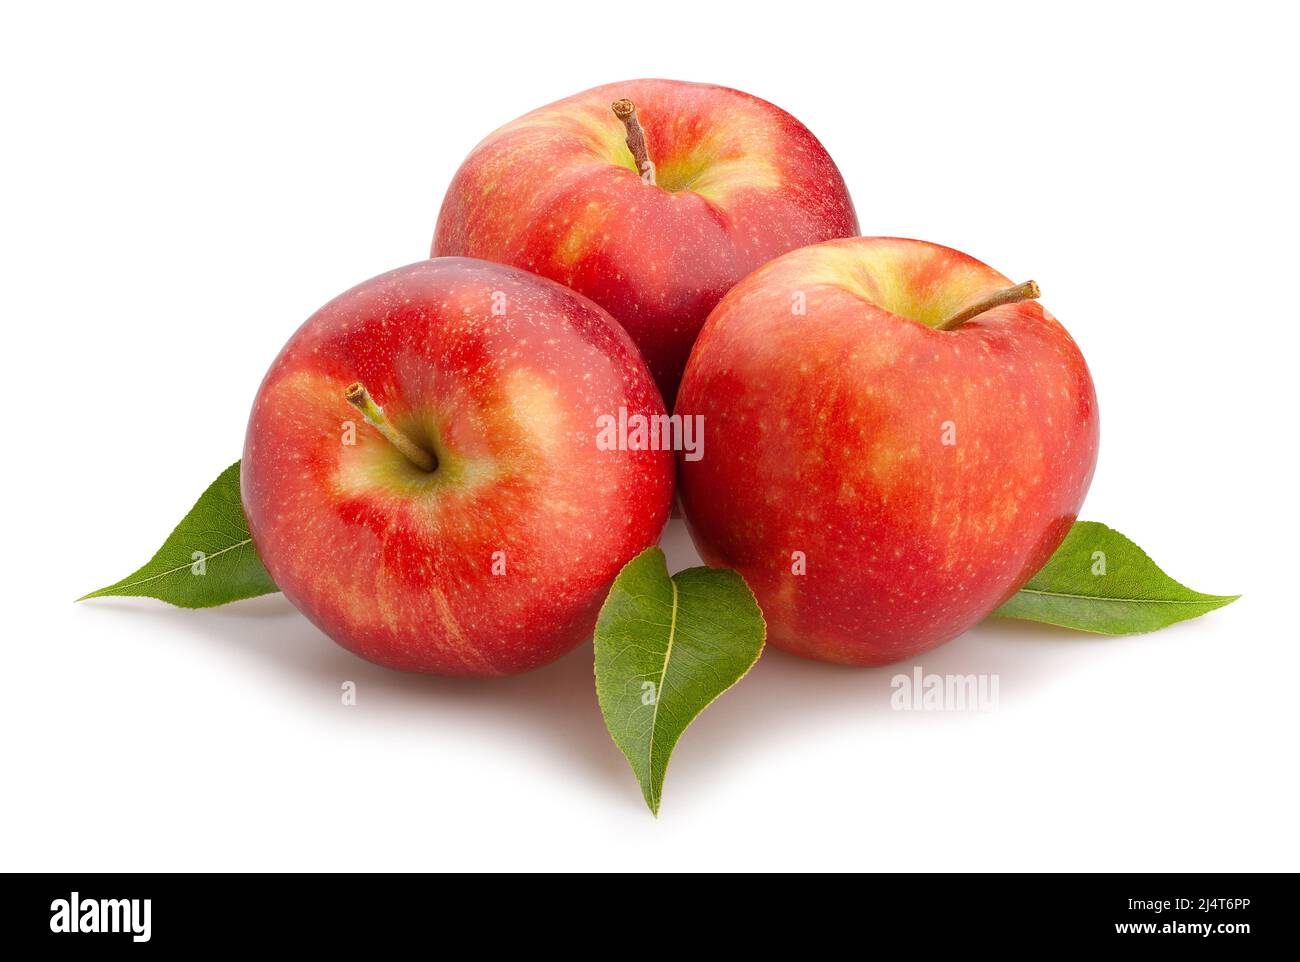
[344, 382, 437, 472]
[936, 280, 1041, 331]
[612, 98, 656, 186]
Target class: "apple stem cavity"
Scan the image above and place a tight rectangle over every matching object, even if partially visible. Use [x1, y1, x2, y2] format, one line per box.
[344, 382, 437, 472]
[936, 280, 1041, 331]
[612, 99, 657, 186]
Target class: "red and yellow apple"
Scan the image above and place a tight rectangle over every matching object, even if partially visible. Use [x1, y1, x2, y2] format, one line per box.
[433, 78, 859, 402]
[241, 257, 674, 676]
[675, 237, 1100, 665]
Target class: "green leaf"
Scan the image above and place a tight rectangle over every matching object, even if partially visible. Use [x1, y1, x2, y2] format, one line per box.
[993, 521, 1239, 634]
[79, 461, 278, 608]
[594, 547, 766, 815]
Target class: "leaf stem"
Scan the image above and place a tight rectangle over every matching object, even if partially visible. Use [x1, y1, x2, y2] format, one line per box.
[936, 280, 1041, 331]
[344, 382, 437, 472]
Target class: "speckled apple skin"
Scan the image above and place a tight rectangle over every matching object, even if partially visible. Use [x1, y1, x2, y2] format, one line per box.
[433, 78, 859, 404]
[242, 257, 674, 676]
[675, 237, 1100, 666]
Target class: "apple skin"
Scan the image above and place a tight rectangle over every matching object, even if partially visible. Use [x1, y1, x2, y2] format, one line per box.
[675, 237, 1099, 666]
[432, 78, 859, 403]
[241, 257, 674, 676]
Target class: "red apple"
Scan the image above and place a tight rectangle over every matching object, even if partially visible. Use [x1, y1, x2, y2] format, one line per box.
[241, 257, 674, 676]
[433, 78, 859, 403]
[675, 237, 1099, 665]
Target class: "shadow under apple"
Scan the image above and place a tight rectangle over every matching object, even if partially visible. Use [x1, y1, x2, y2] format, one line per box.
[83, 519, 1136, 815]
[84, 594, 632, 805]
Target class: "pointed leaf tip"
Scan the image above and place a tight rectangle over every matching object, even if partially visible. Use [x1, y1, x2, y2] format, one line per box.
[994, 521, 1238, 634]
[79, 460, 278, 608]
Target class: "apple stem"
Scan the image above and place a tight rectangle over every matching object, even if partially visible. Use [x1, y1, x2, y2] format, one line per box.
[936, 280, 1041, 331]
[344, 382, 437, 472]
[612, 99, 657, 186]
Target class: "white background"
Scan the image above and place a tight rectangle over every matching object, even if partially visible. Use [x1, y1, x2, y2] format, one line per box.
[3, 1, 1296, 872]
